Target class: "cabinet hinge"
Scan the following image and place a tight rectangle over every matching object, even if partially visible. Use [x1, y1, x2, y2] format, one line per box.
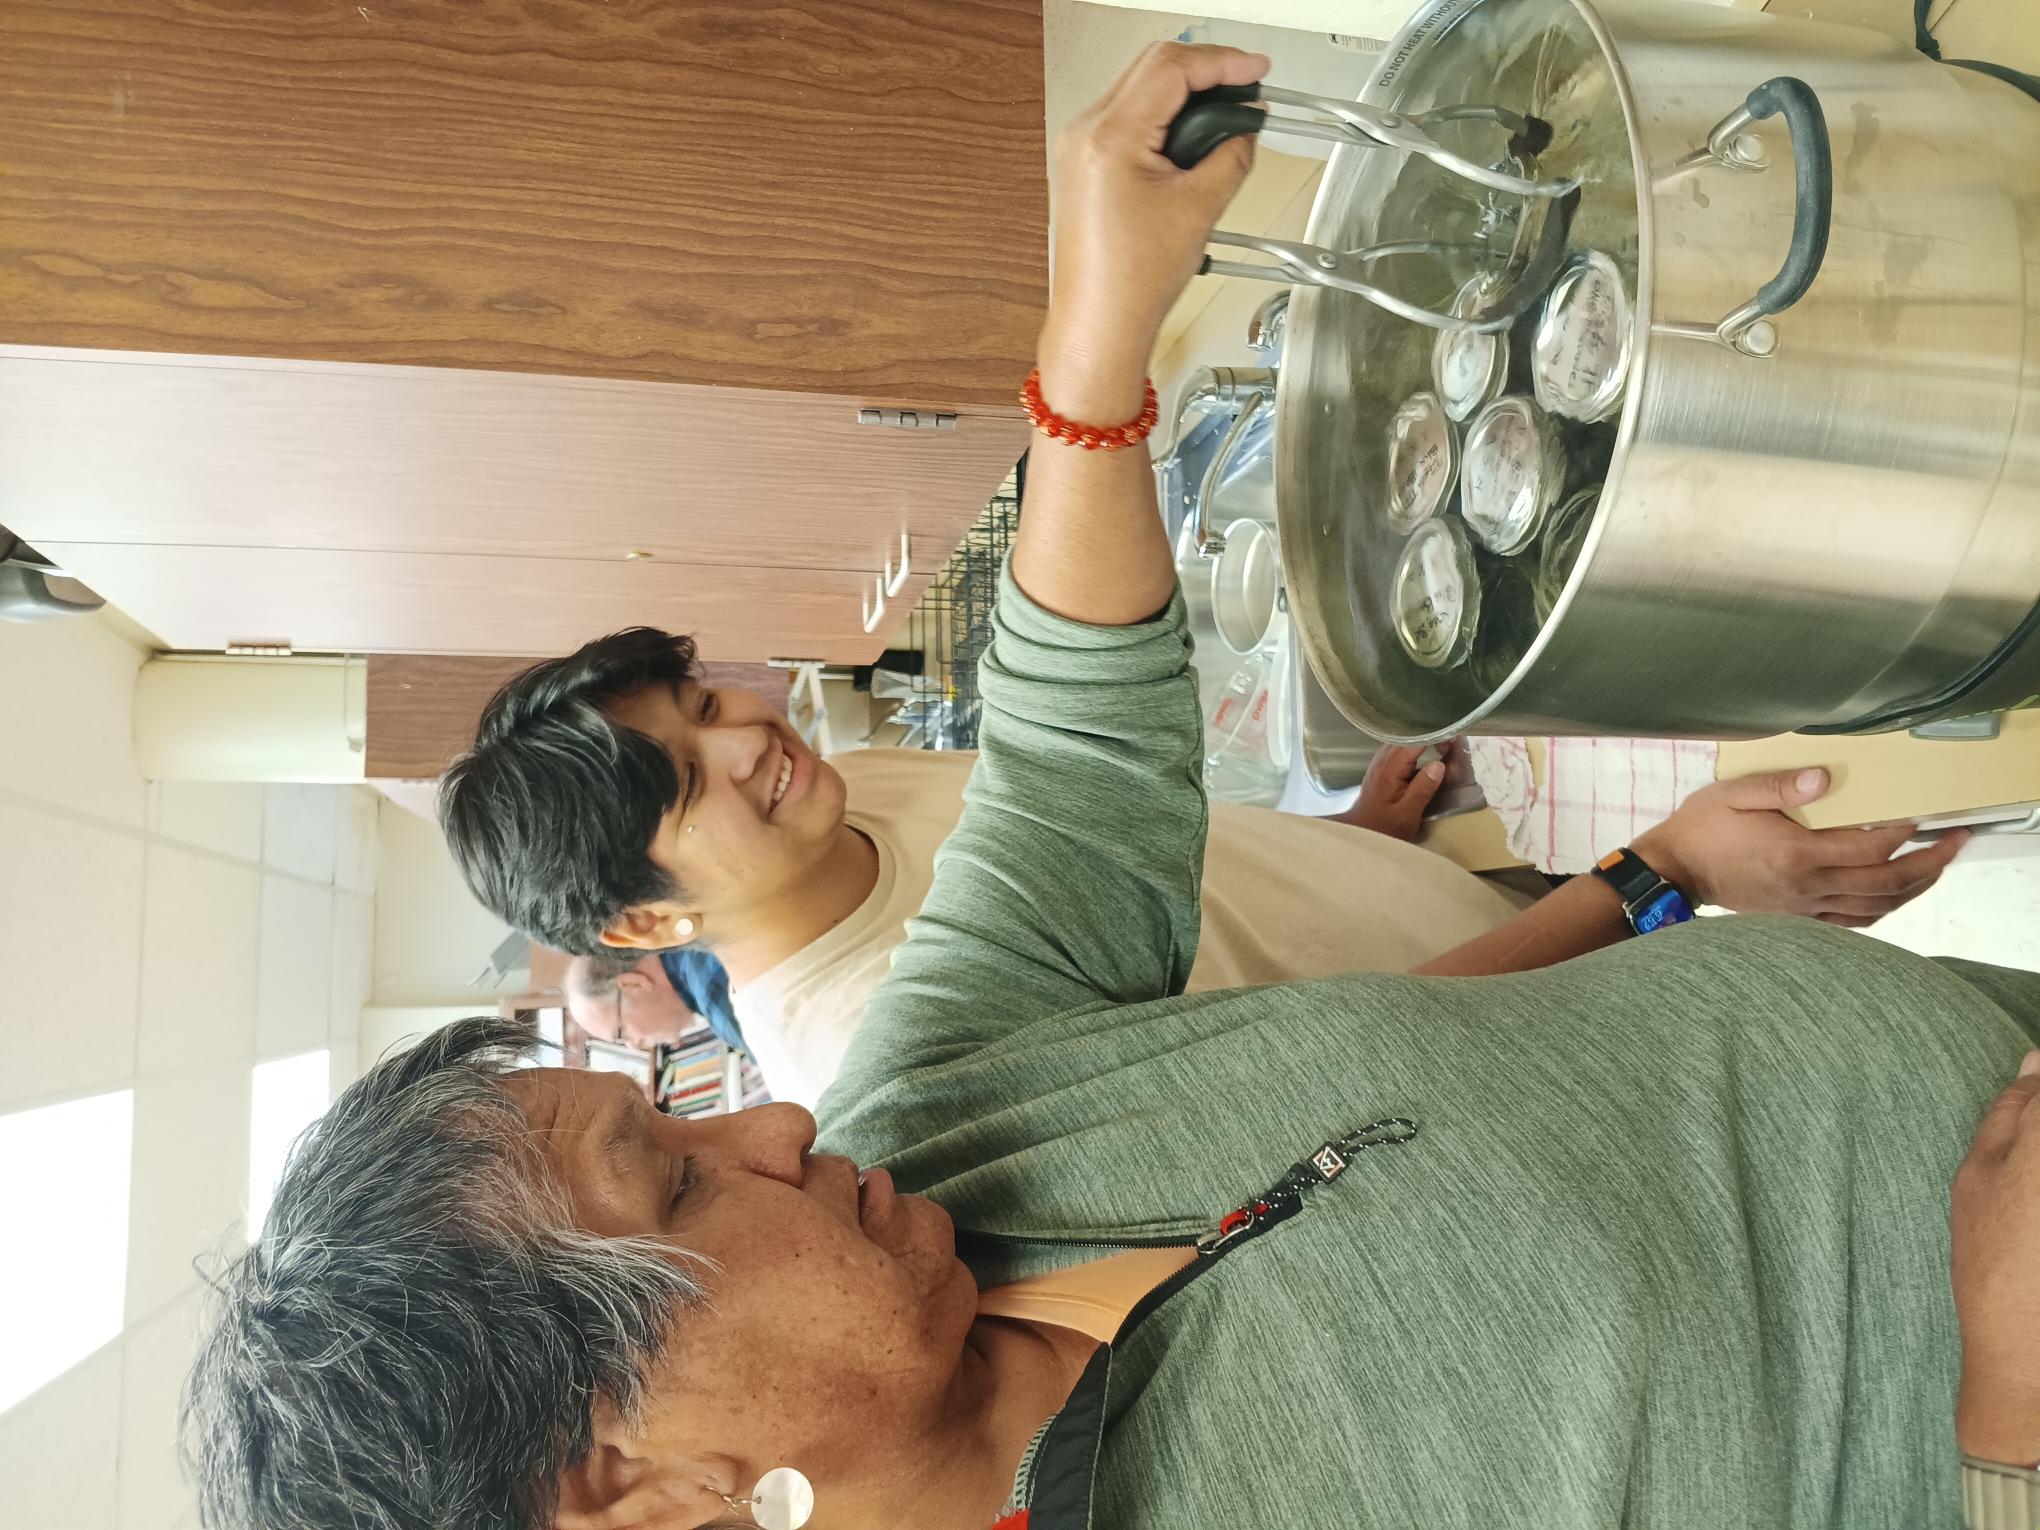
[856, 407, 958, 430]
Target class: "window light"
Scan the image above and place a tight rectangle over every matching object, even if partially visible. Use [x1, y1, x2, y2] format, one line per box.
[246, 1051, 332, 1239]
[0, 1090, 134, 1413]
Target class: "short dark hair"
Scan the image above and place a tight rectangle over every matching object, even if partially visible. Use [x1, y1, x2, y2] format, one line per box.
[438, 629, 700, 955]
[182, 1017, 706, 1530]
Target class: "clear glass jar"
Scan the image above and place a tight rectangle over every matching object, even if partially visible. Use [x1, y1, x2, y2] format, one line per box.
[1384, 391, 1458, 534]
[1470, 561, 1543, 694]
[1432, 272, 1512, 423]
[1392, 516, 1482, 670]
[1535, 484, 1600, 621]
[1533, 250, 1633, 422]
[1461, 395, 1565, 556]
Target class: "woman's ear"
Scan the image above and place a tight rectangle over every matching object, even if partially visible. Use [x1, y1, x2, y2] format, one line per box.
[553, 1408, 735, 1530]
[601, 904, 699, 952]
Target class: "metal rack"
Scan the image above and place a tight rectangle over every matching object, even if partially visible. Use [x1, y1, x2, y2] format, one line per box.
[892, 478, 1020, 751]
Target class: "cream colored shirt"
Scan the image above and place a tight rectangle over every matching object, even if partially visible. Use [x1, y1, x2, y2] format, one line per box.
[735, 748, 1529, 1106]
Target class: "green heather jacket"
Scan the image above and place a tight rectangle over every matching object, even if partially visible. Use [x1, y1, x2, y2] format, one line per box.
[817, 570, 2040, 1529]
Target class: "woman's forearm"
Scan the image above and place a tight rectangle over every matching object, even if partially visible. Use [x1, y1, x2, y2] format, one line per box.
[1010, 313, 1179, 627]
[1411, 873, 1631, 977]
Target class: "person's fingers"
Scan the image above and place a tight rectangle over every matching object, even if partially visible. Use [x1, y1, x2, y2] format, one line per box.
[1801, 820, 1923, 868]
[1812, 893, 1924, 921]
[1100, 41, 1269, 143]
[1370, 744, 1428, 789]
[1967, 1056, 2040, 1163]
[1816, 837, 1964, 901]
[1711, 766, 1830, 815]
[1400, 758, 1448, 812]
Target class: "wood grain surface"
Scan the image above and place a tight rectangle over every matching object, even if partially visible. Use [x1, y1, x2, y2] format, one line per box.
[364, 652, 790, 779]
[0, 348, 1026, 572]
[0, 0, 1048, 404]
[34, 540, 935, 662]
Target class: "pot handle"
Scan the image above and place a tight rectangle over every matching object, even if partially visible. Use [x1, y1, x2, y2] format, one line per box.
[1739, 79, 1832, 317]
[1163, 83, 1266, 170]
[1680, 77, 1832, 354]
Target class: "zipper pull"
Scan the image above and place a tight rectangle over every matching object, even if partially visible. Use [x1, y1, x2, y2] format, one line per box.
[1195, 1190, 1300, 1255]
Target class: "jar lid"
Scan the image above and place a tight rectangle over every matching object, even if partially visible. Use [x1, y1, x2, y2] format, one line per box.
[1384, 391, 1458, 534]
[1532, 250, 1632, 423]
[1462, 396, 1564, 556]
[1535, 484, 1601, 621]
[1432, 273, 1512, 423]
[1392, 516, 1481, 669]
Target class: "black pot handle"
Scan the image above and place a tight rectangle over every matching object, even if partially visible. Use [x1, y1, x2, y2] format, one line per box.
[1162, 83, 1266, 169]
[1740, 77, 1832, 317]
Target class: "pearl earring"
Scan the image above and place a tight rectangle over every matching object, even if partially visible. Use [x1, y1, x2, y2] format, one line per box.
[676, 917, 696, 938]
[721, 1466, 813, 1530]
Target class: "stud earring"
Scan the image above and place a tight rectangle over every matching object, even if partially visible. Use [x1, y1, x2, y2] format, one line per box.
[721, 1466, 813, 1530]
[676, 917, 696, 938]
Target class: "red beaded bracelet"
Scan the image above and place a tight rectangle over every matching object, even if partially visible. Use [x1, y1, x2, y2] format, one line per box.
[1019, 367, 1160, 451]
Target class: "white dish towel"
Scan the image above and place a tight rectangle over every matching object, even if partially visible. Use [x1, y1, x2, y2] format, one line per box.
[1467, 736, 1720, 874]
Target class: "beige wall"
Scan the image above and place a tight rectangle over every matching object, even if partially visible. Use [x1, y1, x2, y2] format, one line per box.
[370, 798, 525, 1011]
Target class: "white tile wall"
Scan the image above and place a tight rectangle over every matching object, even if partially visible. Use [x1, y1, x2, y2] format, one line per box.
[137, 847, 261, 1076]
[334, 787, 380, 897]
[262, 784, 338, 885]
[148, 782, 265, 863]
[0, 803, 146, 1109]
[256, 875, 333, 1058]
[116, 1291, 203, 1530]
[124, 1063, 251, 1327]
[0, 1339, 124, 1530]
[0, 615, 147, 829]
[0, 613, 380, 1528]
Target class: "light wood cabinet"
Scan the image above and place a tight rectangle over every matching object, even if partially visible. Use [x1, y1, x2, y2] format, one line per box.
[35, 543, 933, 663]
[0, 0, 1046, 661]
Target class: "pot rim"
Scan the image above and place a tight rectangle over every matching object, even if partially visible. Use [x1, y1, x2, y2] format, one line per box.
[1278, 0, 1651, 744]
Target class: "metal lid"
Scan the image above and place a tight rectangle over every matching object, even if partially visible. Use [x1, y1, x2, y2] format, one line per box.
[1532, 249, 1632, 422]
[1535, 484, 1601, 621]
[1461, 395, 1564, 556]
[1432, 272, 1512, 423]
[1392, 516, 1481, 669]
[1384, 391, 1458, 534]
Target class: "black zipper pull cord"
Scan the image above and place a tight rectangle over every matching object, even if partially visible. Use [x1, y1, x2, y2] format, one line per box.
[1196, 1116, 1418, 1254]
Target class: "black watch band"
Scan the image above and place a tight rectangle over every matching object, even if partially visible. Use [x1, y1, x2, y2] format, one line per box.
[1592, 848, 1695, 935]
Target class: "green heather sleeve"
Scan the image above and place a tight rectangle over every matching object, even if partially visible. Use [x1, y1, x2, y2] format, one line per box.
[821, 563, 1208, 1104]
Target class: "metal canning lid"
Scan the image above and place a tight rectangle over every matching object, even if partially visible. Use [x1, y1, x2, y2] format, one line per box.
[1392, 516, 1481, 670]
[1535, 484, 1601, 621]
[1461, 396, 1564, 556]
[1432, 272, 1511, 423]
[1383, 391, 1458, 534]
[1533, 250, 1633, 422]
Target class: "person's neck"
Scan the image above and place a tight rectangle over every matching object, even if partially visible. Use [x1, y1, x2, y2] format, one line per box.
[823, 1317, 1098, 1530]
[712, 824, 881, 987]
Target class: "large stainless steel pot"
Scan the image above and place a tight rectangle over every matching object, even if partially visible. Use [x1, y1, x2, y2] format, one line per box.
[1179, 0, 2040, 741]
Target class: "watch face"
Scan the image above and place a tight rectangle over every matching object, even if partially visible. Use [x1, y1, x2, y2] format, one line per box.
[1634, 888, 1694, 933]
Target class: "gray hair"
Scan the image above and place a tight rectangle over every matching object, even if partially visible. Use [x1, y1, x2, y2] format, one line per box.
[182, 1017, 707, 1530]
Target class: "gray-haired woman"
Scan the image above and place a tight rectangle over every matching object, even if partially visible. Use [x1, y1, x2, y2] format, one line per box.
[186, 43, 2040, 1530]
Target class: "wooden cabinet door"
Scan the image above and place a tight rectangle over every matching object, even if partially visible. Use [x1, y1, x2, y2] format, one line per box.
[0, 351, 1025, 577]
[363, 655, 792, 780]
[35, 543, 930, 664]
[0, 0, 1046, 405]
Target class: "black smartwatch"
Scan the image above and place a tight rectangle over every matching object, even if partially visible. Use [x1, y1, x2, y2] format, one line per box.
[1592, 847, 1695, 935]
